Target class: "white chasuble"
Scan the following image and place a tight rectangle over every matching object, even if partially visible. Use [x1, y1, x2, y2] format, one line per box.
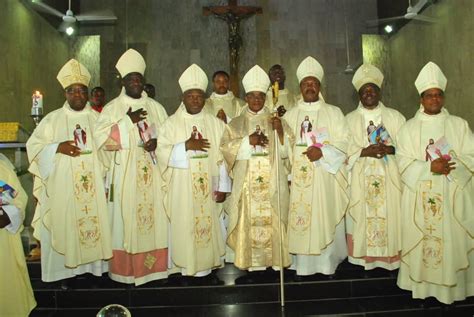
[157, 105, 227, 276]
[94, 90, 169, 285]
[27, 102, 112, 282]
[284, 100, 349, 275]
[0, 160, 37, 316]
[204, 91, 245, 121]
[345, 103, 405, 270]
[396, 107, 474, 304]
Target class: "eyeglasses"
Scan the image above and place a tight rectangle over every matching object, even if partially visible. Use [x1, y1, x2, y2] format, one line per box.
[66, 88, 88, 95]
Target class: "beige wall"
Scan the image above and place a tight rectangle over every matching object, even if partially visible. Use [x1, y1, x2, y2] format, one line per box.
[383, 0, 474, 126]
[362, 34, 392, 104]
[0, 0, 70, 132]
[71, 35, 101, 90]
[254, 0, 378, 113]
[80, 0, 378, 114]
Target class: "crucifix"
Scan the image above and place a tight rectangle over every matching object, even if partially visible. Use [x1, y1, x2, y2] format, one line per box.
[203, 0, 263, 96]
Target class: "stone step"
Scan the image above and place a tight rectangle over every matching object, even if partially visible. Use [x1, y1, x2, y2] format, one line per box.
[30, 295, 474, 317]
[27, 261, 474, 316]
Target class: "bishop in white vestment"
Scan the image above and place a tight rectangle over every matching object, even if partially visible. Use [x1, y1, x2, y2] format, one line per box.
[284, 56, 349, 277]
[221, 65, 294, 276]
[396, 62, 474, 304]
[157, 64, 231, 279]
[94, 49, 169, 285]
[345, 64, 405, 270]
[27, 59, 112, 282]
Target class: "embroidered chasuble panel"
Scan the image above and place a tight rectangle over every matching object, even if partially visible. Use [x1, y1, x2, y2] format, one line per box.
[46, 111, 111, 266]
[248, 115, 273, 266]
[286, 107, 348, 255]
[135, 149, 155, 235]
[99, 97, 169, 257]
[364, 162, 388, 255]
[134, 121, 156, 237]
[66, 115, 102, 253]
[418, 124, 448, 273]
[185, 118, 214, 249]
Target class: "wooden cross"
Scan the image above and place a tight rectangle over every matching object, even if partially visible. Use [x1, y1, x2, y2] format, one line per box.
[203, 0, 263, 96]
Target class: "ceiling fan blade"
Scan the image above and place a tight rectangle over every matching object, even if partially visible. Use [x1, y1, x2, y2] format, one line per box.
[76, 14, 117, 23]
[412, 0, 428, 14]
[31, 0, 64, 18]
[412, 14, 436, 22]
[366, 16, 405, 26]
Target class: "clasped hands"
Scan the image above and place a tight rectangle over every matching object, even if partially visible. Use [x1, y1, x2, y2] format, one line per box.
[360, 143, 395, 159]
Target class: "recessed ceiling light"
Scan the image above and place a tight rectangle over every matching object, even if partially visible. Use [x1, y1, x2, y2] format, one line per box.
[384, 25, 393, 34]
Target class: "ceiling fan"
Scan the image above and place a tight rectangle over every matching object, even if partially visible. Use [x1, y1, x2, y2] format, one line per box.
[31, 0, 117, 32]
[367, 0, 435, 26]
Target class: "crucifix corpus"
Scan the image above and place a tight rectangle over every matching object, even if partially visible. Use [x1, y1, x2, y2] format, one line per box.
[203, 0, 262, 96]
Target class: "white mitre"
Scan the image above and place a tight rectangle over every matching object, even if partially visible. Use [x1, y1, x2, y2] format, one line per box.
[178, 64, 208, 93]
[57, 59, 91, 89]
[296, 56, 324, 83]
[116, 49, 146, 77]
[415, 61, 447, 94]
[352, 64, 384, 91]
[242, 65, 270, 93]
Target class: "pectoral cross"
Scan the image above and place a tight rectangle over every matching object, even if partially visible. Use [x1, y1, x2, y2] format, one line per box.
[203, 0, 263, 96]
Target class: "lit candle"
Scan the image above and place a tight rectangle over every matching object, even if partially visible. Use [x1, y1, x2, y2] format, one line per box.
[32, 91, 43, 116]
